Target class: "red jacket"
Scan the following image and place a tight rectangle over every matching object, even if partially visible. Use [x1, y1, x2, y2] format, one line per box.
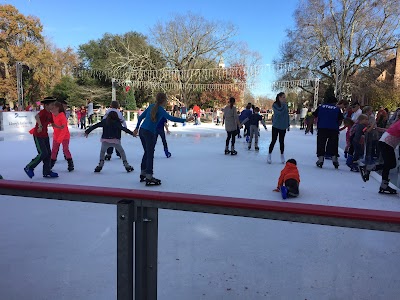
[277, 162, 300, 188]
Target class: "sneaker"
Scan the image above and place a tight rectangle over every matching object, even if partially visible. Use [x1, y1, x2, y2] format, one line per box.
[267, 153, 272, 164]
[24, 167, 34, 178]
[43, 171, 59, 178]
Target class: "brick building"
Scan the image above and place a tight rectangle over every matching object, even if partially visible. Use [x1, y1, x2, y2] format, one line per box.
[353, 44, 400, 106]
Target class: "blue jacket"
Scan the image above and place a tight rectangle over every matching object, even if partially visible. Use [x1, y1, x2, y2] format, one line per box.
[272, 102, 290, 130]
[156, 117, 167, 130]
[136, 104, 184, 134]
[313, 104, 344, 131]
[239, 109, 252, 123]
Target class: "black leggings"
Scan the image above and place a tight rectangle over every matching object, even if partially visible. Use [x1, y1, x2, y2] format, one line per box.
[269, 126, 286, 154]
[379, 141, 397, 181]
[226, 130, 237, 147]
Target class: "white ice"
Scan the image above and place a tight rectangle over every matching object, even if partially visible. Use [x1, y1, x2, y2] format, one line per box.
[1, 123, 399, 299]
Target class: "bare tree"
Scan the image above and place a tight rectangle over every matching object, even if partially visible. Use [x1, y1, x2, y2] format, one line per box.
[277, 0, 400, 100]
[150, 12, 238, 105]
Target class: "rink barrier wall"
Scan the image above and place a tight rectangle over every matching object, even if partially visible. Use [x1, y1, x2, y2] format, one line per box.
[1, 180, 400, 300]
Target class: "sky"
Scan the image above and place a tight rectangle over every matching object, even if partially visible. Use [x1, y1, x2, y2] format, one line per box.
[4, 0, 300, 97]
[1, 123, 400, 299]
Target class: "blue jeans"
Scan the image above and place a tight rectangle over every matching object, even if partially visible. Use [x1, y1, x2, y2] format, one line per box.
[156, 128, 168, 149]
[139, 128, 157, 175]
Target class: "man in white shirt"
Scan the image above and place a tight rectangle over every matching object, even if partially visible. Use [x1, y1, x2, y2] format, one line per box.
[87, 99, 94, 125]
[351, 102, 362, 122]
[300, 106, 308, 129]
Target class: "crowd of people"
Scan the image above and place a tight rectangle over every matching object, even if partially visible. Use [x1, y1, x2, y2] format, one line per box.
[2, 91, 399, 197]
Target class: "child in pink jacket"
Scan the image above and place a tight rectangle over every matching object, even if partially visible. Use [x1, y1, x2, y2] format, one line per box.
[51, 101, 74, 171]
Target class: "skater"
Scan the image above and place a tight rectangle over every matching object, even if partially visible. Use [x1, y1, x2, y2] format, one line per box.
[304, 108, 315, 134]
[50, 101, 74, 172]
[24, 97, 64, 179]
[313, 95, 344, 168]
[273, 158, 300, 199]
[339, 118, 354, 158]
[156, 116, 171, 158]
[193, 104, 201, 125]
[85, 111, 134, 173]
[349, 114, 369, 172]
[360, 116, 400, 194]
[241, 107, 267, 151]
[222, 97, 241, 155]
[267, 92, 290, 164]
[299, 106, 308, 130]
[79, 105, 87, 129]
[87, 99, 94, 125]
[103, 100, 126, 160]
[133, 92, 187, 186]
[239, 103, 253, 142]
[350, 101, 362, 122]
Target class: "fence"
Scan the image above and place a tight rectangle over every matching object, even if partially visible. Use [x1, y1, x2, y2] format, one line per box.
[1, 179, 400, 300]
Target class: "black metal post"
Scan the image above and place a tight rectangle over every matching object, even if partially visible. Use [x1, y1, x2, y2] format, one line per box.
[117, 200, 135, 300]
[135, 206, 158, 300]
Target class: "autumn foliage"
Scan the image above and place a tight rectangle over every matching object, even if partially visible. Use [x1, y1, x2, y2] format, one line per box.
[0, 5, 78, 106]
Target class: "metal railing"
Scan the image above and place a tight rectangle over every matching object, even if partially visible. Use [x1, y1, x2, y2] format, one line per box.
[1, 179, 400, 300]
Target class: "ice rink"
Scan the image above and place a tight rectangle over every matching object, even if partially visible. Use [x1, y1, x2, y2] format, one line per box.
[1, 123, 400, 299]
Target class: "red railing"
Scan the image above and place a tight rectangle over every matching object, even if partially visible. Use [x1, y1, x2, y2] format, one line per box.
[1, 179, 400, 300]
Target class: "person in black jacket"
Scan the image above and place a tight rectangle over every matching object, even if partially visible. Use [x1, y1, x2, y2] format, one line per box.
[85, 111, 135, 173]
[313, 96, 344, 168]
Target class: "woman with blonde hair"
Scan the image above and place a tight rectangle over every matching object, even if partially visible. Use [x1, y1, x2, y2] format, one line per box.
[134, 92, 186, 186]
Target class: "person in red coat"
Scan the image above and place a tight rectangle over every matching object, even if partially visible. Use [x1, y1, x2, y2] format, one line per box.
[273, 158, 300, 199]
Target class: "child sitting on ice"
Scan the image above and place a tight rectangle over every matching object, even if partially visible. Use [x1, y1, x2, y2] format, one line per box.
[273, 158, 300, 199]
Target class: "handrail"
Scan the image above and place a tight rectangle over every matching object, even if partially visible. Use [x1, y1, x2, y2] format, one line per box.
[2, 179, 400, 300]
[1, 180, 400, 225]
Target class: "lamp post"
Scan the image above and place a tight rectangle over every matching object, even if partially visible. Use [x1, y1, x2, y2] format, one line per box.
[16, 62, 24, 110]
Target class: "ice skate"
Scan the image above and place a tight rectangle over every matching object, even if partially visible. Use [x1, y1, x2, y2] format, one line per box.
[280, 186, 288, 200]
[24, 167, 34, 179]
[123, 161, 134, 173]
[140, 174, 146, 182]
[94, 160, 104, 173]
[350, 165, 359, 172]
[359, 165, 370, 182]
[248, 144, 251, 150]
[379, 180, 397, 194]
[280, 154, 285, 164]
[145, 176, 162, 186]
[245, 135, 249, 143]
[43, 171, 59, 178]
[104, 154, 111, 161]
[316, 156, 324, 168]
[230, 146, 237, 155]
[332, 156, 339, 169]
[67, 158, 74, 172]
[224, 146, 230, 155]
[255, 146, 259, 151]
[164, 148, 172, 158]
[267, 153, 272, 164]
